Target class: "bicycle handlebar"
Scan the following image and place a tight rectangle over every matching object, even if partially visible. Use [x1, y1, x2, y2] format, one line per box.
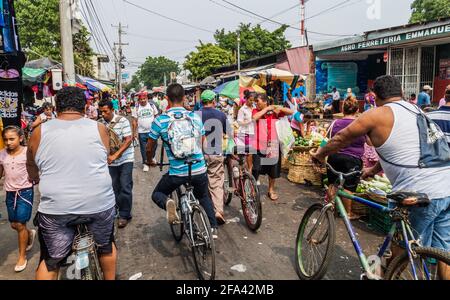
[326, 163, 362, 178]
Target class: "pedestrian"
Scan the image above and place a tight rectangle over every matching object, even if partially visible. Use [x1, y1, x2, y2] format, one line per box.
[85, 96, 98, 120]
[198, 90, 233, 225]
[132, 91, 159, 172]
[345, 88, 355, 99]
[146, 84, 219, 239]
[111, 95, 120, 113]
[364, 88, 376, 111]
[417, 85, 433, 109]
[332, 87, 341, 113]
[120, 96, 127, 113]
[438, 85, 450, 108]
[237, 92, 256, 172]
[326, 97, 366, 220]
[0, 126, 36, 272]
[428, 89, 450, 147]
[311, 75, 450, 278]
[252, 94, 294, 201]
[27, 86, 117, 280]
[409, 93, 417, 105]
[160, 95, 169, 113]
[31, 102, 56, 130]
[99, 100, 135, 228]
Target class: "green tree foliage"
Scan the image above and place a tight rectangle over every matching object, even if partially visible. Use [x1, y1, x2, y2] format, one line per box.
[137, 56, 179, 88]
[16, 0, 94, 76]
[184, 43, 233, 80]
[409, 0, 450, 23]
[124, 71, 142, 93]
[214, 23, 291, 62]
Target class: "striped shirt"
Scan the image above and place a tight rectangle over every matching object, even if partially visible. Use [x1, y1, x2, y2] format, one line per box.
[100, 114, 134, 166]
[428, 106, 450, 146]
[149, 107, 206, 177]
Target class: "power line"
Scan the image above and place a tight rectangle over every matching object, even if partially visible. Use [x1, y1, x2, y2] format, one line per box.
[258, 3, 300, 25]
[208, 0, 259, 20]
[123, 0, 215, 34]
[220, 0, 354, 37]
[127, 33, 213, 44]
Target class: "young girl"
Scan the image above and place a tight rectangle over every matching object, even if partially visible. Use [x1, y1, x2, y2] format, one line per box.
[0, 126, 36, 272]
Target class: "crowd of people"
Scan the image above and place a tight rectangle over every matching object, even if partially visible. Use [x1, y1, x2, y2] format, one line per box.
[0, 75, 449, 280]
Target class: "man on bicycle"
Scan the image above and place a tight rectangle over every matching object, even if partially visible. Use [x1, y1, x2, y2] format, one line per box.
[146, 84, 219, 239]
[27, 87, 117, 280]
[311, 75, 450, 278]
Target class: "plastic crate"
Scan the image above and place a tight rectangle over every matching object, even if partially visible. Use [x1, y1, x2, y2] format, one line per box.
[368, 207, 393, 234]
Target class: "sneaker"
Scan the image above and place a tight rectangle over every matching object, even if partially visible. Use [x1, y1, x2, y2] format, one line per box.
[26, 229, 36, 252]
[211, 228, 218, 240]
[143, 165, 150, 172]
[166, 199, 179, 224]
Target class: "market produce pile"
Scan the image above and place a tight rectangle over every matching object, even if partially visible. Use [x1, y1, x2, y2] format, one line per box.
[293, 127, 329, 147]
[356, 174, 393, 196]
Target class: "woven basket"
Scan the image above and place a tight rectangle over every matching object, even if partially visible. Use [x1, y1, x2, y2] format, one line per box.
[281, 156, 291, 171]
[366, 191, 388, 205]
[287, 163, 323, 186]
[352, 193, 370, 216]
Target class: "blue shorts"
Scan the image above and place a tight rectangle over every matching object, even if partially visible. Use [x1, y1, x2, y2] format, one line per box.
[408, 196, 450, 251]
[5, 188, 34, 224]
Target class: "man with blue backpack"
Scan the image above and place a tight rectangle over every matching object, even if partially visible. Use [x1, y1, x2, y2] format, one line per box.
[146, 84, 218, 239]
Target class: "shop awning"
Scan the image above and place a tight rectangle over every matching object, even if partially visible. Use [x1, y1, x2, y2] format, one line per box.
[22, 67, 47, 85]
[77, 75, 112, 92]
[240, 68, 307, 89]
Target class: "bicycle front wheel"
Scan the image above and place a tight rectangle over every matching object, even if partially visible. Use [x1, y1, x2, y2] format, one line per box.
[190, 205, 216, 280]
[241, 173, 262, 231]
[223, 162, 233, 206]
[385, 246, 450, 280]
[295, 203, 336, 280]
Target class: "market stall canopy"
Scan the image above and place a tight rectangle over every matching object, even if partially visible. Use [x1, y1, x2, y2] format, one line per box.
[77, 75, 112, 92]
[240, 68, 307, 89]
[199, 76, 218, 87]
[152, 86, 166, 94]
[25, 57, 61, 70]
[219, 80, 240, 100]
[22, 67, 47, 85]
[213, 81, 228, 94]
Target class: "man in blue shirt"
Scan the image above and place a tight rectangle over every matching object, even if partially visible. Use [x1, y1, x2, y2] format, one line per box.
[197, 90, 233, 225]
[428, 90, 450, 147]
[146, 84, 218, 238]
[417, 85, 433, 109]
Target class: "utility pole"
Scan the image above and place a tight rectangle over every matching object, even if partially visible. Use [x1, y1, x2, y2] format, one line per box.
[237, 30, 241, 73]
[112, 22, 128, 97]
[300, 0, 306, 47]
[59, 0, 76, 83]
[113, 44, 118, 93]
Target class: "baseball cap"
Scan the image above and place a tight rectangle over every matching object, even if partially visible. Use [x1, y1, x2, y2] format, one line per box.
[201, 90, 216, 102]
[423, 85, 433, 91]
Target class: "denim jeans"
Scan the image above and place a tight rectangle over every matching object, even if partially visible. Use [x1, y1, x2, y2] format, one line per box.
[152, 172, 218, 229]
[138, 133, 158, 165]
[109, 162, 134, 220]
[408, 196, 450, 251]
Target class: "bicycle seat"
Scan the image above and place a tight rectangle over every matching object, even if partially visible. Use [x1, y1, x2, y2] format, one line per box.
[66, 217, 94, 228]
[387, 192, 431, 208]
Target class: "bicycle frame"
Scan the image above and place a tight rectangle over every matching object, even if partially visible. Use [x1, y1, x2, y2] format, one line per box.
[332, 189, 425, 280]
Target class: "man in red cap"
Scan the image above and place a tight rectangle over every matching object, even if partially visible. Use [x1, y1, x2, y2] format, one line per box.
[132, 91, 160, 172]
[85, 96, 98, 120]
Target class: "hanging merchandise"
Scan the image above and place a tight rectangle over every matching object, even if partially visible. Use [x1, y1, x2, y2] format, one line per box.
[1, 0, 16, 53]
[0, 78, 21, 126]
[0, 0, 5, 27]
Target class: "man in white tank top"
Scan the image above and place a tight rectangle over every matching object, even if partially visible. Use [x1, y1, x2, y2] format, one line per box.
[27, 87, 117, 280]
[312, 76, 450, 268]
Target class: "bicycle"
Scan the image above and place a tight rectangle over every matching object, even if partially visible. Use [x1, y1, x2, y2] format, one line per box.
[58, 217, 104, 280]
[295, 163, 450, 280]
[159, 158, 216, 280]
[223, 153, 262, 231]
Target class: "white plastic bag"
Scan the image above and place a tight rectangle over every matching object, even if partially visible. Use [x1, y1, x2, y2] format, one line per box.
[275, 117, 295, 158]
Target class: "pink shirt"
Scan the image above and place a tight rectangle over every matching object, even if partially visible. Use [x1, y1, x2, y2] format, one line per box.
[0, 147, 32, 192]
[439, 98, 446, 108]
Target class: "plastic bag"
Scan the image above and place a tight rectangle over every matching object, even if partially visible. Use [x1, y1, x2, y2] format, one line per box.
[275, 117, 295, 158]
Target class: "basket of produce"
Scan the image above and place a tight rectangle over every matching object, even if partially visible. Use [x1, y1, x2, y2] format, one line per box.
[356, 174, 392, 205]
[281, 155, 291, 172]
[287, 162, 323, 186]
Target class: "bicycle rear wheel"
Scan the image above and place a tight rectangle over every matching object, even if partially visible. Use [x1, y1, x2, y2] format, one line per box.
[190, 204, 216, 280]
[385, 246, 450, 280]
[241, 173, 262, 231]
[81, 249, 103, 280]
[295, 203, 335, 280]
[223, 162, 233, 206]
[170, 189, 184, 242]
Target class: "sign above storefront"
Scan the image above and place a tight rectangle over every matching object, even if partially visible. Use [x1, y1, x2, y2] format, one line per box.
[316, 23, 450, 56]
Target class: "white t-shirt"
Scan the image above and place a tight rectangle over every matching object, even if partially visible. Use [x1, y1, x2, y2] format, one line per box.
[132, 102, 159, 134]
[332, 91, 341, 101]
[121, 98, 127, 107]
[237, 105, 254, 135]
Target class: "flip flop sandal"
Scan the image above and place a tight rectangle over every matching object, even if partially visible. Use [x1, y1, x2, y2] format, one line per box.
[267, 192, 279, 201]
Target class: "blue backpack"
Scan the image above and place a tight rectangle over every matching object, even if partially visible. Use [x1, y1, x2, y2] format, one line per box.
[377, 102, 450, 168]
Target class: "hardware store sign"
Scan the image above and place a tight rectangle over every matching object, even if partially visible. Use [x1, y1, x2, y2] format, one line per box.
[341, 24, 450, 52]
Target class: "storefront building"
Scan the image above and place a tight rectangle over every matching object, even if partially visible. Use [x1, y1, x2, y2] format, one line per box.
[313, 17, 450, 104]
